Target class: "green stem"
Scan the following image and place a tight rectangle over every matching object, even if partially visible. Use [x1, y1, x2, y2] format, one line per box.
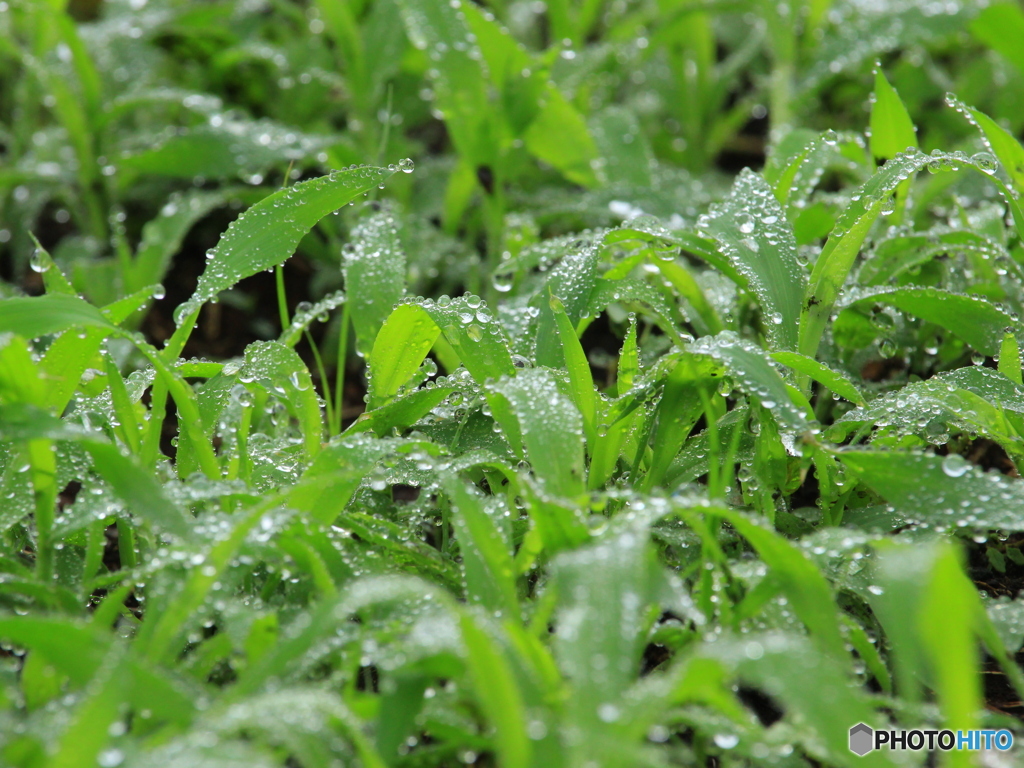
[305, 329, 335, 436]
[275, 265, 289, 332]
[333, 302, 351, 436]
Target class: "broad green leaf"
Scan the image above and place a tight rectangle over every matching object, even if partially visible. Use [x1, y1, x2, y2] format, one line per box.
[119, 120, 333, 180]
[960, 101, 1024, 195]
[858, 230, 1007, 286]
[869, 69, 917, 161]
[841, 450, 1024, 531]
[698, 169, 806, 350]
[0, 617, 107, 686]
[711, 508, 847, 661]
[240, 341, 322, 458]
[345, 386, 456, 438]
[173, 166, 395, 326]
[367, 303, 441, 408]
[84, 441, 194, 541]
[692, 633, 892, 767]
[368, 296, 514, 409]
[487, 369, 585, 499]
[287, 435, 410, 524]
[344, 206, 407, 357]
[589, 107, 653, 187]
[551, 525, 657, 717]
[397, 0, 490, 165]
[869, 540, 993, 753]
[690, 333, 809, 432]
[533, 243, 599, 367]
[830, 367, 1024, 458]
[1000, 332, 1022, 385]
[50, 645, 127, 768]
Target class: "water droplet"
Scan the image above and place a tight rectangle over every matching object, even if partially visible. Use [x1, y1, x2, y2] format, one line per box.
[941, 454, 970, 478]
[29, 250, 49, 273]
[398, 158, 415, 173]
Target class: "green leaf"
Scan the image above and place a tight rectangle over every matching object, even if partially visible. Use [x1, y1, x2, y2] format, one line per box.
[961, 102, 1024, 195]
[523, 86, 600, 188]
[699, 169, 806, 350]
[972, 2, 1024, 76]
[173, 166, 395, 327]
[368, 297, 514, 409]
[458, 612, 532, 768]
[869, 68, 918, 161]
[240, 341, 323, 458]
[287, 435, 409, 524]
[770, 351, 865, 405]
[119, 120, 333, 180]
[83, 441, 194, 541]
[549, 293, 597, 443]
[445, 477, 519, 618]
[0, 294, 115, 339]
[999, 332, 1022, 385]
[841, 286, 1015, 357]
[551, 525, 657, 714]
[396, 0, 490, 165]
[344, 206, 407, 357]
[486, 369, 585, 499]
[800, 148, 1024, 360]
[690, 333, 809, 432]
[841, 450, 1024, 531]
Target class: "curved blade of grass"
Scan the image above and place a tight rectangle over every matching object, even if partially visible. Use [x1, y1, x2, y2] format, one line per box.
[799, 147, 1024, 361]
[690, 333, 809, 432]
[533, 242, 600, 367]
[952, 97, 1024, 194]
[698, 168, 806, 350]
[279, 290, 347, 347]
[0, 293, 115, 339]
[770, 351, 865, 405]
[841, 286, 1016, 356]
[458, 611, 532, 768]
[170, 165, 395, 349]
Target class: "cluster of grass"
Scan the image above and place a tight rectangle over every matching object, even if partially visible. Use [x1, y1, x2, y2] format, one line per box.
[4, 0, 1024, 766]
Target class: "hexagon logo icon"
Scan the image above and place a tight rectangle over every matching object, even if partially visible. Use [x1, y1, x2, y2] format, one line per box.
[849, 723, 874, 756]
